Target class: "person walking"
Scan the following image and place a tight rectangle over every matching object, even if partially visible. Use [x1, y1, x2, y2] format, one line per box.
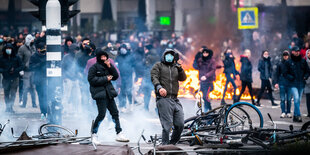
[274, 50, 292, 118]
[236, 49, 255, 105]
[0, 43, 23, 113]
[256, 50, 277, 107]
[193, 48, 216, 112]
[285, 47, 310, 122]
[151, 49, 187, 145]
[88, 50, 129, 144]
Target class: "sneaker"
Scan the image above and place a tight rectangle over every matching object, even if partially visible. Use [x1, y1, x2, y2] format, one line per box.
[115, 132, 129, 142]
[120, 107, 127, 113]
[255, 102, 261, 107]
[293, 116, 302, 123]
[272, 103, 279, 106]
[280, 113, 286, 118]
[19, 101, 23, 106]
[287, 113, 292, 118]
[91, 133, 100, 145]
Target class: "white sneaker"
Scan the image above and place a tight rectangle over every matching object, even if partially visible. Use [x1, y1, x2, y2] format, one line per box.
[115, 132, 129, 142]
[280, 113, 286, 118]
[120, 107, 127, 113]
[91, 133, 100, 145]
[287, 113, 292, 118]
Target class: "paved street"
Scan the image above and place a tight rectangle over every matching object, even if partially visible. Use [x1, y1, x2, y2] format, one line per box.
[1, 89, 309, 154]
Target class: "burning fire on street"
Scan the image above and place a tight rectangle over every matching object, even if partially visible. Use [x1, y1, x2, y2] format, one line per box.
[178, 61, 255, 100]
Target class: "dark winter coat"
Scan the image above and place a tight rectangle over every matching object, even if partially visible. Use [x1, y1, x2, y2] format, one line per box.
[193, 53, 216, 83]
[115, 51, 135, 78]
[258, 57, 272, 80]
[0, 46, 23, 80]
[88, 53, 119, 100]
[223, 54, 239, 77]
[284, 55, 310, 88]
[151, 50, 187, 98]
[274, 59, 290, 86]
[240, 55, 252, 82]
[29, 52, 46, 85]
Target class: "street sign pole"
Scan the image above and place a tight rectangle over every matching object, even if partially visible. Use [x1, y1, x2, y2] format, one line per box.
[46, 0, 63, 125]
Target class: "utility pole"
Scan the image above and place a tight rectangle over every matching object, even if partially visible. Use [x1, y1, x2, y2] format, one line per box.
[46, 0, 63, 125]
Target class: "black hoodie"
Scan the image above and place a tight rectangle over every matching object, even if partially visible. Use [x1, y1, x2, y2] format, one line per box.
[0, 43, 23, 79]
[285, 53, 310, 87]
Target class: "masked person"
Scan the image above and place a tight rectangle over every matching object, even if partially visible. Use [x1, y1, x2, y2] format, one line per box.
[151, 49, 187, 145]
[256, 50, 277, 107]
[285, 47, 310, 122]
[18, 34, 37, 108]
[193, 48, 216, 112]
[0, 43, 23, 113]
[88, 50, 129, 144]
[236, 49, 255, 105]
[115, 44, 135, 112]
[221, 48, 239, 105]
[29, 42, 48, 118]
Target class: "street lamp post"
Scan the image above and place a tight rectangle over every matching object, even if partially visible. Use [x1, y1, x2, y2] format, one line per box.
[46, 0, 63, 125]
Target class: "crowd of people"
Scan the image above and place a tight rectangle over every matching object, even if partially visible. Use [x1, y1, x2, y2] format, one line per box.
[1, 29, 310, 144]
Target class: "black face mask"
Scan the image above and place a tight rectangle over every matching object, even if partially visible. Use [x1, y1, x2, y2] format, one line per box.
[40, 49, 46, 54]
[30, 42, 34, 46]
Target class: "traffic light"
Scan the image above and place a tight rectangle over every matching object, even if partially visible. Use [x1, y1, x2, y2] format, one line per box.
[28, 0, 80, 26]
[59, 0, 80, 26]
[28, 0, 48, 25]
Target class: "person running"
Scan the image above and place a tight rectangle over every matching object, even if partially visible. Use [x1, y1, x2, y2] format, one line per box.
[88, 49, 129, 144]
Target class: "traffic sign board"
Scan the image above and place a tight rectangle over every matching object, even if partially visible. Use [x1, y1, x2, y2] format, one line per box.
[238, 7, 258, 29]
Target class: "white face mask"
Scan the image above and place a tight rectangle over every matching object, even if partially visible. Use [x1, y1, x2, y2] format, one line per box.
[120, 48, 127, 54]
[6, 49, 12, 55]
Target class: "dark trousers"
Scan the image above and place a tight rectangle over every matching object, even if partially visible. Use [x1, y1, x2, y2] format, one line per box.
[119, 75, 133, 108]
[22, 72, 36, 107]
[279, 85, 291, 114]
[306, 94, 310, 116]
[222, 74, 237, 100]
[92, 98, 122, 134]
[35, 83, 48, 115]
[19, 75, 23, 102]
[237, 81, 254, 104]
[3, 78, 18, 111]
[156, 98, 184, 145]
[201, 82, 213, 112]
[257, 79, 274, 104]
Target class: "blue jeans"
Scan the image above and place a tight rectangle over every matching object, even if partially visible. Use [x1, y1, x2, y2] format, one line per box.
[279, 85, 291, 114]
[222, 74, 237, 100]
[201, 82, 213, 112]
[291, 87, 304, 116]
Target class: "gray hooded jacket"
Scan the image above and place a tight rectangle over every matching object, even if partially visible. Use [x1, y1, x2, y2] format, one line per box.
[18, 34, 36, 71]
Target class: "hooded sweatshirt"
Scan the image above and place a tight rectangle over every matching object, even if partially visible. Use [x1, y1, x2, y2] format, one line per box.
[0, 43, 23, 79]
[18, 34, 36, 71]
[151, 50, 187, 98]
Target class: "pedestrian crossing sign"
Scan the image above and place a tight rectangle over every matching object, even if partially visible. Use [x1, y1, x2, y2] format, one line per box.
[238, 7, 258, 29]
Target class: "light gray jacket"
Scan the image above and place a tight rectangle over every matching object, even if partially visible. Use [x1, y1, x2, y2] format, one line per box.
[18, 34, 36, 71]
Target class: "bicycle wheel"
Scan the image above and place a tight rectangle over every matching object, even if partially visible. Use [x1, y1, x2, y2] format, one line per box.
[224, 102, 263, 133]
[38, 124, 75, 138]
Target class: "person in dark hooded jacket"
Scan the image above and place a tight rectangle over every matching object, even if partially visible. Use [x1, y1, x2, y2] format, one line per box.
[256, 50, 277, 106]
[151, 49, 187, 145]
[274, 50, 292, 118]
[236, 49, 255, 105]
[29, 42, 48, 116]
[284, 46, 310, 122]
[62, 36, 74, 55]
[193, 48, 216, 112]
[221, 48, 239, 105]
[0, 43, 23, 113]
[88, 49, 129, 144]
[115, 44, 135, 111]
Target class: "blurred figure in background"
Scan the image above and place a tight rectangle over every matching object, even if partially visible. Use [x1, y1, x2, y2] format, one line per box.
[18, 34, 37, 108]
[0, 43, 23, 113]
[29, 42, 47, 118]
[236, 49, 255, 105]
